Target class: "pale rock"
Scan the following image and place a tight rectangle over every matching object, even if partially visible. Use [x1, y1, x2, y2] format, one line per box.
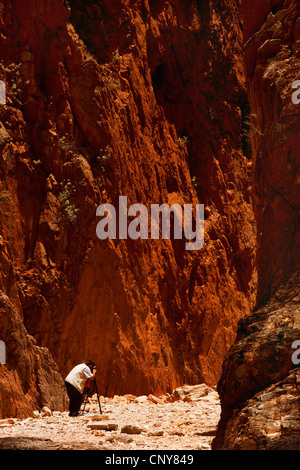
[121, 424, 145, 434]
[0, 418, 15, 424]
[87, 423, 118, 431]
[197, 443, 211, 450]
[40, 406, 52, 417]
[124, 394, 137, 403]
[134, 395, 148, 403]
[170, 384, 214, 402]
[90, 414, 109, 421]
[147, 394, 163, 404]
[46, 417, 58, 424]
[106, 435, 133, 444]
[149, 430, 164, 436]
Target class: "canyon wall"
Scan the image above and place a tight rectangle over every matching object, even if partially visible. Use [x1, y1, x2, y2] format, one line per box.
[213, 0, 300, 449]
[0, 291, 67, 417]
[0, 0, 256, 416]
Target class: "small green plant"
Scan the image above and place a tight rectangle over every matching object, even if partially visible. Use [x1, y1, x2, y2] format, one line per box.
[0, 62, 22, 99]
[191, 176, 199, 189]
[104, 77, 120, 92]
[58, 134, 76, 154]
[242, 114, 264, 143]
[97, 145, 112, 163]
[85, 50, 98, 64]
[96, 145, 112, 173]
[112, 51, 120, 63]
[177, 136, 189, 148]
[58, 180, 79, 224]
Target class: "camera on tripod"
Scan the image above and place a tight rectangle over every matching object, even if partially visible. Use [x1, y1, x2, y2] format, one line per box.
[80, 366, 102, 415]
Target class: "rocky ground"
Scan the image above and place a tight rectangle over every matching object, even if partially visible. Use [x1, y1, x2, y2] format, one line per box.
[0, 384, 220, 450]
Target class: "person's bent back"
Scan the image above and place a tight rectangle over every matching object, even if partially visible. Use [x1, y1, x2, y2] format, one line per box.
[64, 361, 96, 416]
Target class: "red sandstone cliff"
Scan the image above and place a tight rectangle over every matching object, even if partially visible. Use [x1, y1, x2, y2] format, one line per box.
[213, 0, 300, 450]
[0, 0, 257, 417]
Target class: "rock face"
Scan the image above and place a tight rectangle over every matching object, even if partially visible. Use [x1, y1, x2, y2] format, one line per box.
[213, 274, 300, 449]
[0, 0, 256, 414]
[241, 0, 300, 305]
[213, 0, 300, 450]
[0, 291, 67, 418]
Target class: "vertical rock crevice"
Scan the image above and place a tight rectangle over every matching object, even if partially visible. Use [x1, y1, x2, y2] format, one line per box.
[214, 0, 300, 450]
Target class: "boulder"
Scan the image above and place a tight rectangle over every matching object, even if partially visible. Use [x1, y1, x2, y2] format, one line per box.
[170, 384, 214, 402]
[87, 423, 118, 431]
[121, 425, 145, 435]
[40, 406, 52, 417]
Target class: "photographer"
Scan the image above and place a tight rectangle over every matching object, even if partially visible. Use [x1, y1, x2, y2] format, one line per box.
[64, 360, 96, 416]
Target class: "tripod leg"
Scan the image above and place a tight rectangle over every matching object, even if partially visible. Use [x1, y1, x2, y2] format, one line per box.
[80, 393, 88, 415]
[94, 380, 102, 414]
[80, 384, 92, 415]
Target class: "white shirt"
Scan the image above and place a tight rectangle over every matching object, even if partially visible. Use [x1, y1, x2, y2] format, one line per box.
[65, 363, 93, 393]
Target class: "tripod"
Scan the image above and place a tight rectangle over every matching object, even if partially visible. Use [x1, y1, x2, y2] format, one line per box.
[80, 379, 102, 415]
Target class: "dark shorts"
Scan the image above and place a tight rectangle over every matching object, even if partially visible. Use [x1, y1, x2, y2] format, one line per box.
[65, 380, 83, 416]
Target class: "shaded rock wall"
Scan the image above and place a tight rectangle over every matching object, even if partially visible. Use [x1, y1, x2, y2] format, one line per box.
[213, 0, 300, 449]
[213, 274, 300, 449]
[242, 0, 300, 306]
[0, 0, 256, 415]
[0, 291, 67, 418]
